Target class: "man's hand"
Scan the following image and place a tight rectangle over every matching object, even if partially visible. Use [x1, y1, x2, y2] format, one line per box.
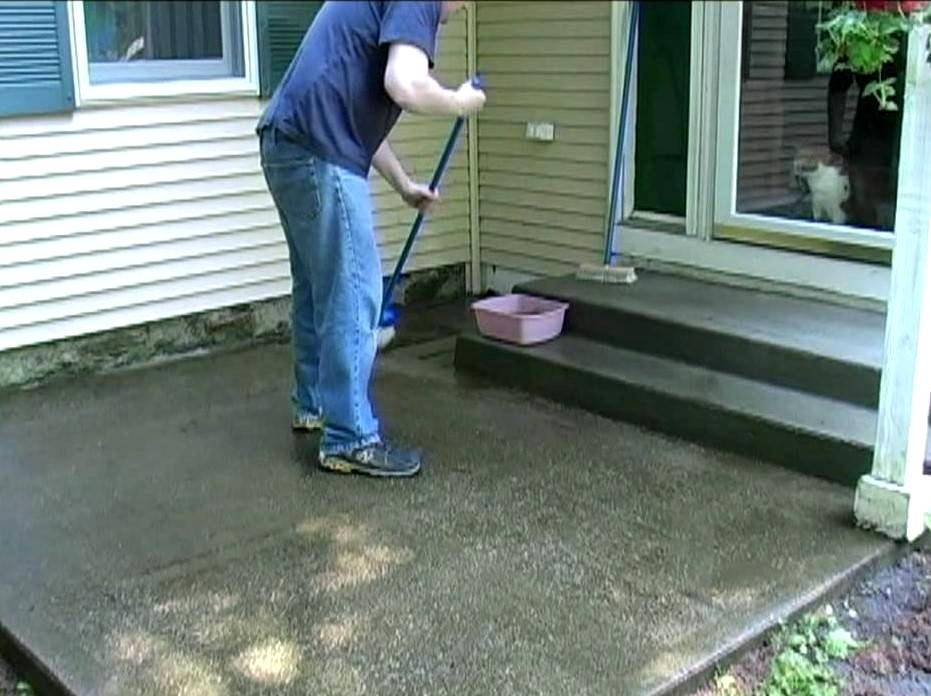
[372, 141, 440, 212]
[453, 80, 486, 117]
[401, 180, 439, 212]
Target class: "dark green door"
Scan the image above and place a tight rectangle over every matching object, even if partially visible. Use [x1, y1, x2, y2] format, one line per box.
[633, 1, 691, 217]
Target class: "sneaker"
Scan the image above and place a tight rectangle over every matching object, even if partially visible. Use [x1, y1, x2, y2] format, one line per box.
[292, 413, 324, 432]
[319, 443, 422, 478]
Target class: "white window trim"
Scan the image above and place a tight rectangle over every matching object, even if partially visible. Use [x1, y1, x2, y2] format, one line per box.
[67, 0, 259, 106]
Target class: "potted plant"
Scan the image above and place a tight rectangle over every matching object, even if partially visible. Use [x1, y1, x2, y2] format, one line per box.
[816, 0, 931, 109]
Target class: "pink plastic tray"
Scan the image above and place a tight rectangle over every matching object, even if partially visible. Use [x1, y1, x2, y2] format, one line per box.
[471, 294, 569, 345]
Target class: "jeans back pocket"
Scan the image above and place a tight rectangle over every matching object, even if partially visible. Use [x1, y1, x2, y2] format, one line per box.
[261, 134, 322, 221]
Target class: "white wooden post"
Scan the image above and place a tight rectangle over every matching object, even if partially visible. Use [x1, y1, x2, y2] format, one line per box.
[854, 26, 931, 541]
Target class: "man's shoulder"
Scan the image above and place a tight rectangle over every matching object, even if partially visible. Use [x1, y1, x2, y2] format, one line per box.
[315, 1, 440, 40]
[377, 0, 441, 64]
[319, 0, 380, 24]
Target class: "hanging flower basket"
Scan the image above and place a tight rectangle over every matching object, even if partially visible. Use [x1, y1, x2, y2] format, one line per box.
[816, 0, 931, 109]
[855, 1, 926, 11]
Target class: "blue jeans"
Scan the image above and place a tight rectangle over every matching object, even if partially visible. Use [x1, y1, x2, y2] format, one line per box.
[260, 128, 382, 455]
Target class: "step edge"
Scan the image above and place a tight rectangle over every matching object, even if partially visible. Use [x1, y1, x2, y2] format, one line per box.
[516, 275, 887, 325]
[456, 333, 876, 450]
[0, 618, 77, 696]
[516, 284, 882, 373]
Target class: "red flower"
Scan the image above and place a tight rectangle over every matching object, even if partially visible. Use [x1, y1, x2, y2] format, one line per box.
[856, 0, 928, 11]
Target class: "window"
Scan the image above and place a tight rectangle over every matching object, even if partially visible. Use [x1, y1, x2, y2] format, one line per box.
[83, 1, 243, 84]
[69, 0, 257, 102]
[712, 1, 902, 257]
[729, 0, 902, 233]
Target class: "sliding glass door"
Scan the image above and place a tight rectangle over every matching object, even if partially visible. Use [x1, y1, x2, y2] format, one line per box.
[713, 2, 903, 261]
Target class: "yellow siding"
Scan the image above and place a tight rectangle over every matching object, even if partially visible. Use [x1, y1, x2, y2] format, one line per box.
[0, 14, 470, 352]
[476, 0, 611, 277]
[374, 13, 470, 269]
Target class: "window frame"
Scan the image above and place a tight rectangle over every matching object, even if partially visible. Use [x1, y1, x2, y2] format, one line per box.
[610, 1, 899, 265]
[68, 0, 259, 105]
[711, 1, 895, 254]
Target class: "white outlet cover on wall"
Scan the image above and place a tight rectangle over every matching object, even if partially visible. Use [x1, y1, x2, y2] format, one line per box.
[525, 122, 555, 142]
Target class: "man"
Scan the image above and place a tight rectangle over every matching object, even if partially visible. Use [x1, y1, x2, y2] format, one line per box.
[257, 1, 485, 478]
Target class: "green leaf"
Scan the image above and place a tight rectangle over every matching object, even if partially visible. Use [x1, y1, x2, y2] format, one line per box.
[824, 626, 859, 660]
[863, 77, 895, 96]
[813, 0, 917, 110]
[714, 673, 748, 696]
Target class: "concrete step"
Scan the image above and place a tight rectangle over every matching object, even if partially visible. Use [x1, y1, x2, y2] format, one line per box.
[455, 332, 876, 486]
[516, 274, 885, 408]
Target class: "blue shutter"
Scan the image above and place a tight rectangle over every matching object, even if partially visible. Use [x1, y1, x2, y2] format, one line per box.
[256, 0, 322, 98]
[0, 0, 74, 118]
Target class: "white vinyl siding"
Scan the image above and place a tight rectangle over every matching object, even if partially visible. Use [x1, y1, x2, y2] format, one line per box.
[476, 1, 611, 277]
[0, 99, 281, 352]
[0, 13, 469, 352]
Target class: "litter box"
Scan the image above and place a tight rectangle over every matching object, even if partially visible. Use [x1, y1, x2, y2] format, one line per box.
[471, 294, 569, 346]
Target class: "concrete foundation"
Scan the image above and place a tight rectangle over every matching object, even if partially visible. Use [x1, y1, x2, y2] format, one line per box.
[0, 264, 466, 392]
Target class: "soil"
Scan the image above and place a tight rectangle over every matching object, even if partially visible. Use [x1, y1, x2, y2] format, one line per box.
[841, 550, 931, 695]
[693, 549, 931, 696]
[0, 658, 18, 695]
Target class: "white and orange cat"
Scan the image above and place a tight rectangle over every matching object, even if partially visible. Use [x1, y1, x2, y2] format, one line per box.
[793, 147, 850, 225]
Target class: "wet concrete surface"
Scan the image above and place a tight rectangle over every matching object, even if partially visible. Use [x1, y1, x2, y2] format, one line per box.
[0, 341, 891, 695]
[521, 274, 885, 370]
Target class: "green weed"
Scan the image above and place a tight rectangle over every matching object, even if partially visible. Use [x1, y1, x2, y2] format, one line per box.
[713, 606, 861, 696]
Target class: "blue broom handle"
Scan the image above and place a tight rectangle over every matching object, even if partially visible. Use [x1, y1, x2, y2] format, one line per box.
[382, 75, 485, 311]
[604, 0, 639, 265]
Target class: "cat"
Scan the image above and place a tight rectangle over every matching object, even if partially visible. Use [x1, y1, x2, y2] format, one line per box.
[793, 147, 850, 225]
[807, 162, 850, 225]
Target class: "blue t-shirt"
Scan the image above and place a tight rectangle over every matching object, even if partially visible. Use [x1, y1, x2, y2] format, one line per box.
[257, 1, 442, 176]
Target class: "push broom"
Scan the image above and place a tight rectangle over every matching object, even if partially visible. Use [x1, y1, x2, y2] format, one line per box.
[576, 0, 639, 285]
[377, 75, 485, 350]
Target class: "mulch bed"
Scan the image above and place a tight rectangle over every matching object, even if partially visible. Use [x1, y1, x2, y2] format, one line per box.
[840, 550, 931, 695]
[694, 549, 931, 696]
[0, 658, 19, 695]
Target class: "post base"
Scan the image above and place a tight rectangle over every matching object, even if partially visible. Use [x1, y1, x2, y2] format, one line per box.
[854, 475, 931, 541]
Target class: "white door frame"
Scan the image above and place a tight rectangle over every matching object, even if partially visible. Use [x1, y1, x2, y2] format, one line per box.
[685, 0, 719, 241]
[609, 0, 892, 309]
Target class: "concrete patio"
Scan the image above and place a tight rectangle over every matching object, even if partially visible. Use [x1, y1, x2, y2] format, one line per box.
[0, 331, 895, 695]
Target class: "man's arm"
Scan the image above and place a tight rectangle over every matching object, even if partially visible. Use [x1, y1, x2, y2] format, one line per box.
[371, 139, 410, 195]
[372, 140, 438, 212]
[384, 44, 485, 117]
